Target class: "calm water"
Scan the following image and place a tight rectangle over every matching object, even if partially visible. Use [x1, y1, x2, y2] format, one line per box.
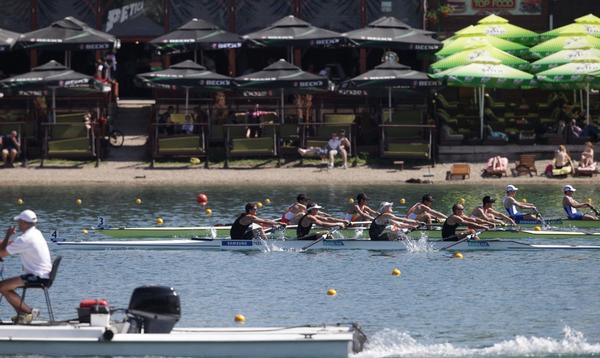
[2, 184, 600, 357]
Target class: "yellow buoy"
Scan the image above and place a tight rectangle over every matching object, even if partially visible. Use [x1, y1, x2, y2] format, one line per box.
[458, 198, 465, 205]
[234, 313, 246, 323]
[327, 288, 337, 296]
[135, 198, 142, 205]
[75, 198, 82, 206]
[391, 268, 401, 276]
[190, 157, 201, 165]
[534, 225, 542, 231]
[399, 198, 406, 205]
[82, 229, 88, 235]
[452, 252, 464, 259]
[265, 198, 271, 205]
[348, 198, 354, 204]
[205, 208, 213, 216]
[587, 198, 593, 204]
[156, 217, 164, 225]
[16, 198, 24, 206]
[522, 198, 527, 203]
[256, 202, 263, 208]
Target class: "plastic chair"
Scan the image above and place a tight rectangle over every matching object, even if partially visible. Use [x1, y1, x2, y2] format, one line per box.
[19, 256, 62, 322]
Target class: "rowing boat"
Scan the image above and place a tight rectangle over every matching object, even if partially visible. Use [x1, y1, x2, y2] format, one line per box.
[54, 237, 600, 251]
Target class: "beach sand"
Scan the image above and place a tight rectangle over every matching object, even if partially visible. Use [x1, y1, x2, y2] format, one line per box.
[2, 160, 598, 186]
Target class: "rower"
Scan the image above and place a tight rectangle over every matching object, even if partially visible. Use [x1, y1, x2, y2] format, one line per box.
[471, 196, 516, 226]
[442, 204, 489, 241]
[503, 185, 539, 223]
[369, 202, 419, 241]
[297, 203, 349, 240]
[562, 185, 598, 221]
[230, 203, 282, 240]
[280, 194, 308, 224]
[344, 193, 378, 222]
[406, 194, 447, 225]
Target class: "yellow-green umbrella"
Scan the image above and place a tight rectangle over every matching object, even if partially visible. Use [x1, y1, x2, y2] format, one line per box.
[468, 14, 539, 46]
[540, 14, 600, 41]
[436, 26, 530, 59]
[530, 35, 600, 58]
[431, 45, 530, 73]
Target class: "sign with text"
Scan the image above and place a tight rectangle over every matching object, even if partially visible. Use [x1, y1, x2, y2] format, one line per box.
[448, 0, 542, 16]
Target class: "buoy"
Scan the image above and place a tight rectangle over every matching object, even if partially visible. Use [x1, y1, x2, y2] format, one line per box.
[265, 198, 271, 205]
[135, 198, 142, 205]
[16, 198, 24, 206]
[587, 198, 593, 204]
[534, 225, 542, 231]
[234, 313, 246, 323]
[458, 198, 465, 205]
[399, 198, 406, 205]
[522, 198, 527, 203]
[196, 193, 208, 206]
[82, 229, 88, 235]
[348, 198, 354, 204]
[327, 288, 337, 296]
[190, 157, 201, 165]
[391, 268, 401, 276]
[205, 208, 212, 216]
[256, 202, 263, 209]
[452, 252, 464, 259]
[75, 198, 82, 206]
[156, 217, 164, 225]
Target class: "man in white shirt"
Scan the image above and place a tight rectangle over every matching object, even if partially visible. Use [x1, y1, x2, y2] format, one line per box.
[0, 210, 52, 323]
[327, 132, 348, 169]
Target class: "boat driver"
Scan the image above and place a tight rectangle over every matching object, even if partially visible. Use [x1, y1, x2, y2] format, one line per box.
[502, 185, 539, 223]
[297, 203, 349, 240]
[562, 185, 598, 221]
[0, 210, 52, 324]
[230, 203, 282, 241]
[442, 204, 489, 241]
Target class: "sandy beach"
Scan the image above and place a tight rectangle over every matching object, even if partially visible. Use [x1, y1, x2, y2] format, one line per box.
[2, 159, 598, 186]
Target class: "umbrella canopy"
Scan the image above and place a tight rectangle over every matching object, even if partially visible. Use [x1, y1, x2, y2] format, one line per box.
[342, 16, 441, 50]
[530, 35, 600, 58]
[436, 26, 530, 59]
[531, 47, 600, 73]
[540, 14, 600, 41]
[468, 14, 539, 46]
[431, 45, 530, 73]
[243, 15, 345, 47]
[150, 18, 242, 52]
[17, 17, 118, 51]
[0, 28, 20, 52]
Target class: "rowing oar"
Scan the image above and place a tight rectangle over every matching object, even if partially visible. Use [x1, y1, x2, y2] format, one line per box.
[300, 227, 340, 251]
[439, 229, 485, 251]
[534, 208, 547, 227]
[590, 206, 600, 217]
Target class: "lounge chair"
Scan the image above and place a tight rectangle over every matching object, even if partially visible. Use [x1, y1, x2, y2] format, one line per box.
[574, 162, 597, 177]
[446, 163, 471, 180]
[512, 154, 537, 177]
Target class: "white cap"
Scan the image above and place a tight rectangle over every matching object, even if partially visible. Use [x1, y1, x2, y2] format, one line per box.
[506, 184, 519, 192]
[378, 201, 393, 212]
[563, 184, 576, 192]
[13, 210, 38, 223]
[307, 203, 323, 210]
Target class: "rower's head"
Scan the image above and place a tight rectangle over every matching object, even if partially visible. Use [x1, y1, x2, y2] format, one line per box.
[421, 194, 433, 206]
[506, 185, 518, 196]
[297, 194, 308, 204]
[378, 202, 393, 213]
[563, 184, 576, 196]
[14, 209, 37, 231]
[306, 202, 322, 214]
[482, 195, 495, 208]
[452, 204, 464, 215]
[245, 203, 258, 214]
[357, 193, 369, 204]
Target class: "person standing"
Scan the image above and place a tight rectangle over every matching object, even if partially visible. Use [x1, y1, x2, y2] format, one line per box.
[0, 210, 51, 324]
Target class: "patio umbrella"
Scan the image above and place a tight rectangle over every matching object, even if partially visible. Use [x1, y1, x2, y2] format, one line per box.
[0, 60, 108, 122]
[431, 56, 534, 139]
[431, 45, 530, 73]
[342, 16, 441, 50]
[536, 57, 600, 123]
[530, 35, 600, 58]
[0, 28, 20, 52]
[341, 61, 440, 119]
[466, 14, 539, 46]
[540, 14, 600, 41]
[531, 47, 600, 73]
[150, 18, 242, 62]
[234, 59, 329, 123]
[135, 60, 232, 115]
[436, 26, 530, 59]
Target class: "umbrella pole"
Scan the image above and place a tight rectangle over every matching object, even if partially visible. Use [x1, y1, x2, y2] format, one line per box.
[280, 88, 285, 124]
[194, 49, 198, 63]
[579, 89, 584, 111]
[480, 85, 485, 140]
[52, 87, 56, 124]
[388, 87, 392, 121]
[185, 87, 190, 116]
[586, 83, 590, 125]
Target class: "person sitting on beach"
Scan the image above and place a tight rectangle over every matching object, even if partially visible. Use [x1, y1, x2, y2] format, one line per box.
[0, 210, 51, 324]
[483, 156, 508, 176]
[298, 145, 328, 158]
[230, 203, 282, 241]
[344, 193, 378, 222]
[158, 106, 175, 135]
[369, 202, 420, 241]
[181, 114, 194, 135]
[441, 204, 489, 241]
[568, 118, 583, 139]
[562, 185, 598, 221]
[280, 194, 308, 224]
[406, 194, 447, 226]
[2, 130, 20, 168]
[580, 141, 595, 169]
[503, 185, 539, 223]
[296, 203, 349, 240]
[553, 144, 573, 174]
[339, 129, 351, 156]
[326, 132, 348, 169]
[471, 196, 516, 226]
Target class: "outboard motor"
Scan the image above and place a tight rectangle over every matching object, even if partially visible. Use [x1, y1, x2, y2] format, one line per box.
[127, 285, 181, 334]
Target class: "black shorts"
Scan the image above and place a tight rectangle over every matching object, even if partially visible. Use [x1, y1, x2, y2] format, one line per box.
[20, 274, 49, 285]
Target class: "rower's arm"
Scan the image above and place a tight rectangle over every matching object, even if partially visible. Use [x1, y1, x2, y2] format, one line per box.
[570, 200, 590, 209]
[354, 205, 375, 220]
[313, 217, 344, 228]
[427, 207, 447, 218]
[490, 209, 516, 224]
[253, 217, 279, 227]
[457, 216, 488, 230]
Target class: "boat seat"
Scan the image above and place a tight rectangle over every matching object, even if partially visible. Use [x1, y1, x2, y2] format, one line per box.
[19, 256, 61, 322]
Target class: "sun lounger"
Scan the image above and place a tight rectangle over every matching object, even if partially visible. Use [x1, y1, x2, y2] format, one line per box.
[512, 154, 537, 177]
[446, 163, 471, 180]
[574, 163, 597, 177]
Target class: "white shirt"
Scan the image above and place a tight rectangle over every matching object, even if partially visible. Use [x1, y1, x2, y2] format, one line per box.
[327, 138, 341, 151]
[7, 226, 52, 278]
